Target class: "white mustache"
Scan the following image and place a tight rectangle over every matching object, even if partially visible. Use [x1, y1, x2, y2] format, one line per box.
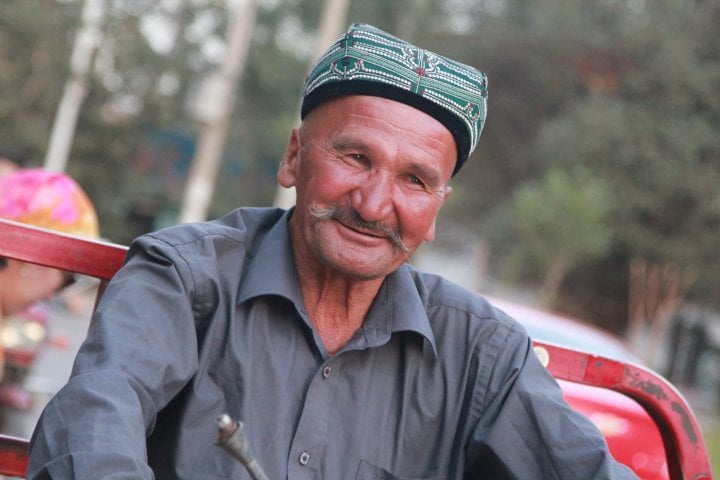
[309, 204, 413, 255]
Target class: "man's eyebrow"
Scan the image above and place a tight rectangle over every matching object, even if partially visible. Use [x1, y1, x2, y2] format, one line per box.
[330, 136, 368, 151]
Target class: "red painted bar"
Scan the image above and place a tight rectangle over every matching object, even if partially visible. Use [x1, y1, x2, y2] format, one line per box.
[0, 218, 127, 280]
[535, 340, 712, 480]
[0, 433, 29, 477]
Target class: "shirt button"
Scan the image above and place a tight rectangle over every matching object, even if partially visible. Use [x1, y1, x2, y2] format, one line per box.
[322, 366, 332, 378]
[299, 451, 310, 465]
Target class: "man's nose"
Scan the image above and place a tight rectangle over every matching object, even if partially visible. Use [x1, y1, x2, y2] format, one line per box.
[350, 173, 393, 222]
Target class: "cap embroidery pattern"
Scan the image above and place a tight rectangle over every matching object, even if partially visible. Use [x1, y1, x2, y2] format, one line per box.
[302, 23, 488, 175]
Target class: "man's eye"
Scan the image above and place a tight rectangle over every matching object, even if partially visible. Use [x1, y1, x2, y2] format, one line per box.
[407, 175, 427, 188]
[403, 174, 427, 190]
[345, 153, 368, 165]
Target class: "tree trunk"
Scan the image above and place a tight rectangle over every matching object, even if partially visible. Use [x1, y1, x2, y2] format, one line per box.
[626, 258, 697, 368]
[178, 0, 257, 223]
[540, 258, 569, 307]
[44, 0, 104, 172]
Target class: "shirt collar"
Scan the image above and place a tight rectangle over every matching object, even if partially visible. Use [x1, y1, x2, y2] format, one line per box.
[361, 265, 438, 356]
[238, 209, 437, 356]
[237, 209, 306, 312]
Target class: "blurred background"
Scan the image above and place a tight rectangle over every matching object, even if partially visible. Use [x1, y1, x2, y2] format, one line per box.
[1, 0, 719, 474]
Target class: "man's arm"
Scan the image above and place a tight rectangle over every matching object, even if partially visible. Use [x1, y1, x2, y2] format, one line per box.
[28, 235, 201, 479]
[464, 322, 639, 479]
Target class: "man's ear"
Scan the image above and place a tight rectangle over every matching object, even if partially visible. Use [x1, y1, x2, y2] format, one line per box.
[424, 186, 452, 243]
[424, 219, 435, 243]
[277, 128, 300, 188]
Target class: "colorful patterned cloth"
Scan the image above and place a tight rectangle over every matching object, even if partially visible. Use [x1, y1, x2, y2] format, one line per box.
[0, 168, 99, 237]
[301, 23, 488, 176]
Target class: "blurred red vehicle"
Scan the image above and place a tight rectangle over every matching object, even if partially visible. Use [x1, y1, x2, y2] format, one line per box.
[489, 296, 669, 480]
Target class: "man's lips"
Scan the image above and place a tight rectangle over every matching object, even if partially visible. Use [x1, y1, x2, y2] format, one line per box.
[334, 219, 388, 242]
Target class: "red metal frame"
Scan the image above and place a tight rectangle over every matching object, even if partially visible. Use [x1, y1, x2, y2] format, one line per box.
[0, 219, 127, 280]
[533, 341, 713, 479]
[0, 433, 30, 477]
[0, 218, 713, 478]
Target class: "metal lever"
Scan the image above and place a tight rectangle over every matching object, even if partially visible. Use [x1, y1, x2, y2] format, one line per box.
[215, 413, 269, 480]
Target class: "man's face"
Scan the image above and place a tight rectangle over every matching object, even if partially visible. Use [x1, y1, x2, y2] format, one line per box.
[0, 260, 67, 316]
[278, 95, 456, 281]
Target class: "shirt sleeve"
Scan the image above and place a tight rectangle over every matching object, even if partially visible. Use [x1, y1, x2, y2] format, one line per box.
[464, 321, 639, 480]
[27, 234, 201, 479]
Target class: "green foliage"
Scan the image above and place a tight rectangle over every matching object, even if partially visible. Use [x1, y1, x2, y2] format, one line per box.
[537, 97, 720, 266]
[513, 168, 612, 266]
[499, 167, 612, 302]
[0, 2, 78, 158]
[471, 0, 720, 314]
[529, 0, 720, 308]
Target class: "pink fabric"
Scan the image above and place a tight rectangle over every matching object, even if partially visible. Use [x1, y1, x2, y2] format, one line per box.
[0, 168, 99, 237]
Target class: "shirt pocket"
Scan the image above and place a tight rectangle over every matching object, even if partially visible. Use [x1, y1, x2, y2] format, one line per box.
[355, 459, 446, 480]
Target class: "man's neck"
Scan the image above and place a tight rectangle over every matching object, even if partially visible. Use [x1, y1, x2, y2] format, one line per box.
[297, 266, 385, 355]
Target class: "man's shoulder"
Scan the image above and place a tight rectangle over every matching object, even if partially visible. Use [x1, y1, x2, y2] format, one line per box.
[404, 267, 530, 372]
[409, 267, 521, 331]
[140, 207, 287, 248]
[122, 207, 289, 292]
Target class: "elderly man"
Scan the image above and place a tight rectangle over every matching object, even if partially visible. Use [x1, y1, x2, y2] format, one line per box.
[28, 24, 637, 479]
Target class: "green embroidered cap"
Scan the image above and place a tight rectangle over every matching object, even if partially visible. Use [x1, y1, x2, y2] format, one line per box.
[301, 23, 488, 176]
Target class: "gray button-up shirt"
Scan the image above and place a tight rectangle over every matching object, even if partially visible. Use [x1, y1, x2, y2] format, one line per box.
[28, 207, 637, 479]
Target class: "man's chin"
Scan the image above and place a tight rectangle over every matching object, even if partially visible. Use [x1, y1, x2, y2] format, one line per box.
[321, 250, 407, 280]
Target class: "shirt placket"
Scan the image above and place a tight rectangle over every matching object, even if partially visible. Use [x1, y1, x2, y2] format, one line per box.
[287, 358, 338, 479]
